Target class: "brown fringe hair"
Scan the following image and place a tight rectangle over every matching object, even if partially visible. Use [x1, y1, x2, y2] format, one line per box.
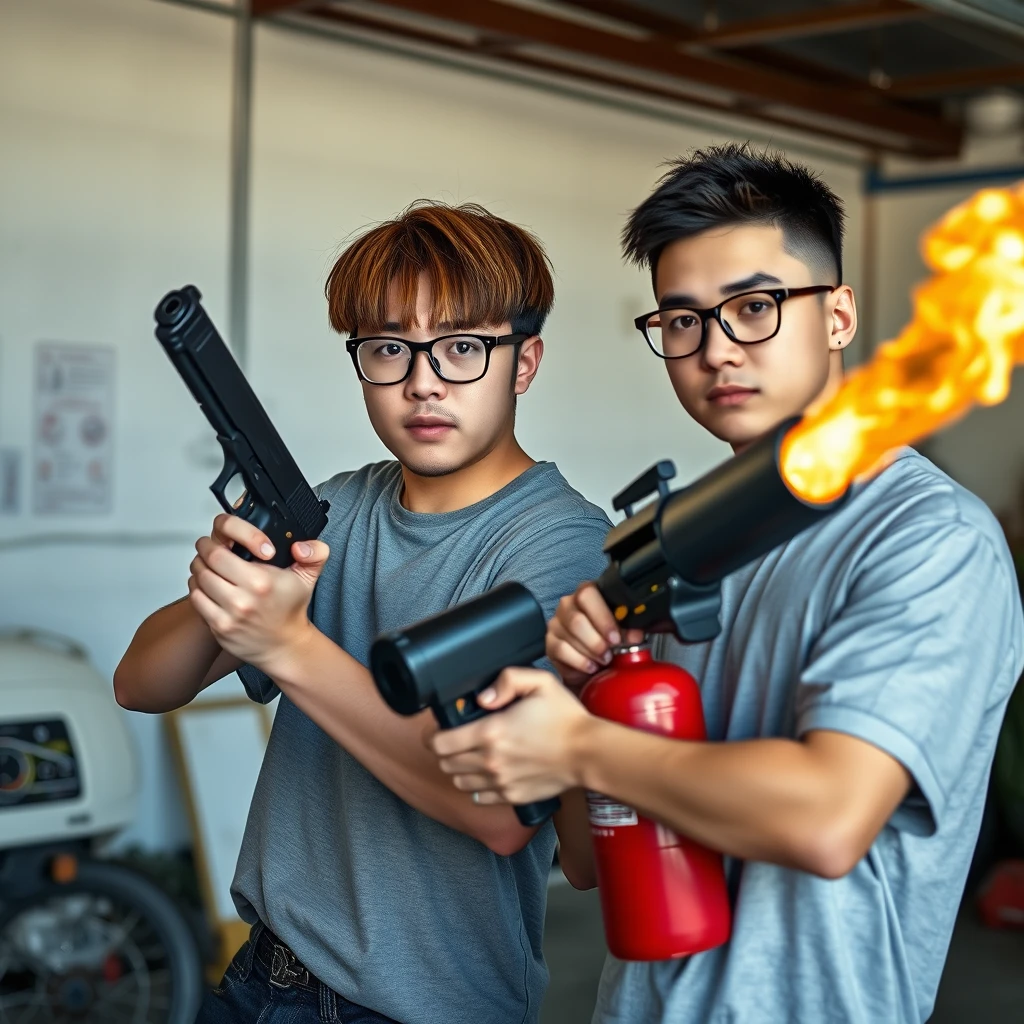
[326, 201, 555, 338]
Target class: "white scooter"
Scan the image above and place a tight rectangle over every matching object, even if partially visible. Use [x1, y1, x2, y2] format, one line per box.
[0, 630, 203, 1023]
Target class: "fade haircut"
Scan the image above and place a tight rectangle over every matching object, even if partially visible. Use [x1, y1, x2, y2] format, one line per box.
[326, 201, 555, 338]
[622, 143, 845, 287]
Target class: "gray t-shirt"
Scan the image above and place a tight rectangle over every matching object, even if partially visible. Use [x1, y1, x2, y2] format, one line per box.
[233, 460, 610, 1024]
[593, 450, 1024, 1024]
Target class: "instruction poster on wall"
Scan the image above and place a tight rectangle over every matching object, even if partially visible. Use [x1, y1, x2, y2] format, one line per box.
[33, 343, 115, 515]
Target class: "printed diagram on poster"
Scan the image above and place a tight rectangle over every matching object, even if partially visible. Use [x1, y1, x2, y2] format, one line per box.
[34, 343, 115, 514]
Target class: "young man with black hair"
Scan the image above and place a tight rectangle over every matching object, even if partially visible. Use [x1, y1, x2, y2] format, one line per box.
[430, 147, 1024, 1023]
[115, 202, 610, 1024]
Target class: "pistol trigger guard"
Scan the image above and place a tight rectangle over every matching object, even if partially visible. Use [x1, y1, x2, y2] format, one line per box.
[210, 446, 243, 516]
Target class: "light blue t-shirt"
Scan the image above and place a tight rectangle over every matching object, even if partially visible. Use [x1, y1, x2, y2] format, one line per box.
[593, 449, 1024, 1024]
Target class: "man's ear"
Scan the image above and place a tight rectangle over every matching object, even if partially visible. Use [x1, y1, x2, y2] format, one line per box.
[828, 285, 858, 352]
[514, 336, 544, 395]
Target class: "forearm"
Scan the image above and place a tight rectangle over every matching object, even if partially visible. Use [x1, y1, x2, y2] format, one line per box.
[114, 598, 240, 713]
[552, 789, 597, 889]
[574, 719, 879, 878]
[266, 627, 535, 855]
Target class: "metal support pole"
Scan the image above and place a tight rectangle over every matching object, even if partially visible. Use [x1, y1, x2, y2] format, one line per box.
[859, 159, 879, 361]
[228, 1, 254, 368]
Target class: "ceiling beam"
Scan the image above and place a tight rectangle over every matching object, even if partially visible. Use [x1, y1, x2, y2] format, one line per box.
[687, 0, 925, 48]
[556, 2, 880, 94]
[554, 0, 925, 47]
[357, 0, 959, 155]
[550, 0, 696, 37]
[889, 63, 1024, 96]
[251, 0, 309, 16]
[302, 4, 897, 153]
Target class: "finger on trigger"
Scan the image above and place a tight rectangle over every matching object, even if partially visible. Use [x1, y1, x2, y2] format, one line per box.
[561, 611, 611, 664]
[577, 583, 622, 645]
[548, 629, 598, 675]
[216, 512, 275, 561]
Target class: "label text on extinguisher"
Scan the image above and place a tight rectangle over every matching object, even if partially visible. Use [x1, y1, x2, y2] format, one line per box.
[586, 791, 638, 829]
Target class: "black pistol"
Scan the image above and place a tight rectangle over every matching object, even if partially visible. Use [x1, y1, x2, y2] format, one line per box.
[154, 285, 330, 567]
[369, 582, 562, 828]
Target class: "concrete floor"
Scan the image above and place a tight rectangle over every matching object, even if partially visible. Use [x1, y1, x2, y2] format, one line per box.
[540, 877, 1024, 1023]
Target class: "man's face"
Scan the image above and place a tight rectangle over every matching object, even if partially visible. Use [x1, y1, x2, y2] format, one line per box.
[357, 276, 538, 478]
[653, 223, 854, 449]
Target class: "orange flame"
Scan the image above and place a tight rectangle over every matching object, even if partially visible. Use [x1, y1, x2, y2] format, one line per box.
[780, 182, 1024, 504]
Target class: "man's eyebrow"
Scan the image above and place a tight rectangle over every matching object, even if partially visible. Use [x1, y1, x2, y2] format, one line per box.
[720, 272, 783, 295]
[658, 272, 784, 310]
[658, 292, 699, 309]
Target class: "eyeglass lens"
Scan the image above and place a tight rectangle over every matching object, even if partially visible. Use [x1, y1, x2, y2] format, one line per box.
[644, 292, 781, 357]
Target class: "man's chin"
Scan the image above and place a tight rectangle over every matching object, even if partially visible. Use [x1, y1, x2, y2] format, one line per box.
[391, 443, 466, 479]
[700, 407, 778, 452]
[402, 458, 461, 479]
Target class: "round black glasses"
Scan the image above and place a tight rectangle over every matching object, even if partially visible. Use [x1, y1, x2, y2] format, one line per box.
[635, 286, 836, 359]
[346, 332, 529, 385]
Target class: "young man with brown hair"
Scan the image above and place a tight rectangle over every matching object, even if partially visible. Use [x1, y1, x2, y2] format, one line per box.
[430, 147, 1024, 1023]
[115, 202, 609, 1024]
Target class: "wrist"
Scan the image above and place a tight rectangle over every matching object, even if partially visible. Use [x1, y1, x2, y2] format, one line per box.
[567, 712, 612, 792]
[259, 619, 321, 683]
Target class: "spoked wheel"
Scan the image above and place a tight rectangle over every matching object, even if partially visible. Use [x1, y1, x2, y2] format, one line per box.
[0, 858, 203, 1024]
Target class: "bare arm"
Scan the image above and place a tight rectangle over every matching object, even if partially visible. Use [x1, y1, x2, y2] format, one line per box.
[113, 596, 242, 713]
[572, 719, 910, 878]
[113, 513, 264, 713]
[552, 789, 597, 889]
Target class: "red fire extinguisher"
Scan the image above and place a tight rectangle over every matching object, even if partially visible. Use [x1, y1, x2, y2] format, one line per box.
[580, 643, 732, 961]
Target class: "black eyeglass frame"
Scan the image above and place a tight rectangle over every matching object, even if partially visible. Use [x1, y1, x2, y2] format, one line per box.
[634, 285, 837, 360]
[345, 332, 530, 385]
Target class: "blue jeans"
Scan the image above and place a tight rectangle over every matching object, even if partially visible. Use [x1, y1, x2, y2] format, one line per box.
[195, 922, 402, 1024]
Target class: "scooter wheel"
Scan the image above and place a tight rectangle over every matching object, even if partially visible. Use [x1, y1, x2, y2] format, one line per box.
[0, 856, 204, 1023]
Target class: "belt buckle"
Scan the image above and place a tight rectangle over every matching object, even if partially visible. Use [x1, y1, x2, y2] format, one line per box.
[269, 942, 310, 990]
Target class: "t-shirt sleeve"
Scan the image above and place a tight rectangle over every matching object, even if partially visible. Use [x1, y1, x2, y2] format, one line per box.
[493, 515, 609, 618]
[236, 664, 280, 705]
[796, 517, 1022, 837]
[490, 513, 611, 669]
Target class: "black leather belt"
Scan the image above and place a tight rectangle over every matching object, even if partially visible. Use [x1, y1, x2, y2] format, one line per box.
[254, 926, 318, 992]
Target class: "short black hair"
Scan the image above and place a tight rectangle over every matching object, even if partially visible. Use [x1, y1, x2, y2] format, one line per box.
[622, 143, 845, 287]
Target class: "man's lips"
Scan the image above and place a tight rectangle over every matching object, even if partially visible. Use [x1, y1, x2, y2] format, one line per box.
[706, 385, 759, 407]
[404, 416, 456, 439]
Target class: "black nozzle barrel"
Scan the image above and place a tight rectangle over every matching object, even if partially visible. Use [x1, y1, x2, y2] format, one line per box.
[370, 582, 547, 716]
[657, 416, 847, 587]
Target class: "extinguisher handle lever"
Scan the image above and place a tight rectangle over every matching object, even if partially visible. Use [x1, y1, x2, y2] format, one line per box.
[514, 796, 561, 827]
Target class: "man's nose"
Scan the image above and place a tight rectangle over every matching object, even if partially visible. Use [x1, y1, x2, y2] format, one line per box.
[405, 350, 447, 400]
[700, 317, 746, 371]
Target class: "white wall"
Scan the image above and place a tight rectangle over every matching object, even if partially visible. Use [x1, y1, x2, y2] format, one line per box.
[0, 0, 866, 849]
